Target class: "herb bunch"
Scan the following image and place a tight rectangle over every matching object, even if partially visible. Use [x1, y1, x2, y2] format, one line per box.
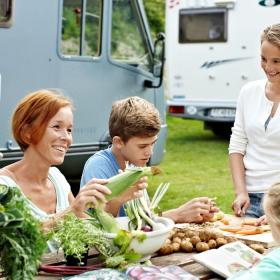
[52, 213, 115, 262]
[51, 213, 142, 269]
[0, 184, 47, 280]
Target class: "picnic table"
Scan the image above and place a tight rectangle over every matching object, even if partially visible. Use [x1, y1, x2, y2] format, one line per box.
[36, 249, 223, 280]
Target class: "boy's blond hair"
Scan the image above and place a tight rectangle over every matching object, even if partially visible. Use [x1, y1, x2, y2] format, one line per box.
[263, 182, 280, 242]
[109, 96, 161, 142]
[261, 23, 280, 48]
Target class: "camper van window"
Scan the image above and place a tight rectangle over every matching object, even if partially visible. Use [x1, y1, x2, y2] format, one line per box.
[0, 0, 12, 27]
[179, 8, 227, 43]
[111, 0, 153, 72]
[60, 0, 102, 57]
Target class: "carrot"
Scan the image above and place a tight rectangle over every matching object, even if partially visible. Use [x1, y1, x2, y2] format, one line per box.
[220, 226, 242, 233]
[241, 219, 257, 226]
[236, 227, 264, 235]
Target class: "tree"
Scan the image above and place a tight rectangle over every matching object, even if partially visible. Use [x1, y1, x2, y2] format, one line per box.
[143, 0, 165, 39]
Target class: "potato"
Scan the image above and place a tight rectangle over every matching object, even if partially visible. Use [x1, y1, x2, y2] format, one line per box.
[216, 237, 228, 247]
[182, 237, 191, 243]
[177, 232, 186, 238]
[224, 236, 237, 243]
[208, 239, 217, 249]
[249, 243, 265, 254]
[164, 238, 172, 245]
[199, 230, 208, 242]
[173, 237, 182, 244]
[196, 242, 209, 252]
[209, 230, 223, 239]
[171, 242, 181, 252]
[181, 240, 193, 253]
[199, 229, 212, 242]
[186, 230, 197, 238]
[159, 244, 173, 255]
[190, 235, 201, 246]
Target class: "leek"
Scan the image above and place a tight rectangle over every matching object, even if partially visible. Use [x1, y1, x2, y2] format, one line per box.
[106, 166, 161, 200]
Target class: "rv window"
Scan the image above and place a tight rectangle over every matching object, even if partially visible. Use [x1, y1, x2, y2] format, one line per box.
[60, 0, 102, 57]
[111, 0, 153, 72]
[0, 0, 13, 27]
[179, 8, 227, 43]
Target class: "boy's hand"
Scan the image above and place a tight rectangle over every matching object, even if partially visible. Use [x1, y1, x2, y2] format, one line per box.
[164, 197, 217, 223]
[117, 176, 148, 204]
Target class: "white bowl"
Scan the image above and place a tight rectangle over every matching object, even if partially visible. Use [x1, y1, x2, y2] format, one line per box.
[104, 216, 174, 259]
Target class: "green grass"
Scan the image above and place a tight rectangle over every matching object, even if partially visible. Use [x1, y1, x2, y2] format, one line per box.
[148, 116, 235, 214]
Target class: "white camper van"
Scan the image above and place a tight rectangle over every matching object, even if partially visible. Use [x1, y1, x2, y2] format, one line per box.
[165, 0, 280, 136]
[0, 0, 166, 184]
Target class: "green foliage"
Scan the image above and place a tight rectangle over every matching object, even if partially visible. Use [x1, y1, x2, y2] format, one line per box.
[52, 213, 142, 269]
[148, 117, 235, 214]
[143, 0, 165, 38]
[0, 185, 47, 280]
[52, 213, 115, 262]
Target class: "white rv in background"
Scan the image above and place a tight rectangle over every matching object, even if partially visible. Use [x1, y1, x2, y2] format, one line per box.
[166, 0, 280, 136]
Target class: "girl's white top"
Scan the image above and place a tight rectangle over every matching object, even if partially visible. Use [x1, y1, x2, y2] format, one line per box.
[229, 79, 280, 193]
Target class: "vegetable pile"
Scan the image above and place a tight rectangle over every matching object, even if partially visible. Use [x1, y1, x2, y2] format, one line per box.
[159, 224, 265, 255]
[0, 184, 47, 280]
[51, 167, 170, 270]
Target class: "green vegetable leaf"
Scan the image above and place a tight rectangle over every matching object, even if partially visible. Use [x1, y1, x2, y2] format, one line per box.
[0, 186, 47, 280]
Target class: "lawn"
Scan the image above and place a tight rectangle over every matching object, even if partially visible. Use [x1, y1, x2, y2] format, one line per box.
[148, 116, 235, 214]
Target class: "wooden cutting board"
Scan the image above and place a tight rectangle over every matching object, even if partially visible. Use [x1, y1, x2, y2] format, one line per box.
[217, 214, 277, 248]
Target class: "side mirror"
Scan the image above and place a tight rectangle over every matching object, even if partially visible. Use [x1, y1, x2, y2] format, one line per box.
[144, 33, 165, 88]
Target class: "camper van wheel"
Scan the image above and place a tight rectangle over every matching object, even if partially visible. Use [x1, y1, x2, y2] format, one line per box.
[204, 122, 233, 139]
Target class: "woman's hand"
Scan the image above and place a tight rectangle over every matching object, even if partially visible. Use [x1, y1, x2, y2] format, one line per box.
[163, 197, 218, 223]
[232, 192, 250, 217]
[70, 178, 111, 217]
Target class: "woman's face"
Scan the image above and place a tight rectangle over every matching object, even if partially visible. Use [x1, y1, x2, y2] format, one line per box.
[261, 40, 280, 83]
[29, 106, 73, 166]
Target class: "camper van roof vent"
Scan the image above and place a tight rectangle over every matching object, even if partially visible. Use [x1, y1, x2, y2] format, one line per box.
[214, 0, 236, 9]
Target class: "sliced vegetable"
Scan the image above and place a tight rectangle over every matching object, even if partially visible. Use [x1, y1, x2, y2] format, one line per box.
[241, 219, 257, 226]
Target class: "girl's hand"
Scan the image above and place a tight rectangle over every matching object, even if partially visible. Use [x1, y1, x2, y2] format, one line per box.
[232, 192, 250, 217]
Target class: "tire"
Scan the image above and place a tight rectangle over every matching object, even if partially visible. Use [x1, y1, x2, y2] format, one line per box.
[205, 122, 233, 139]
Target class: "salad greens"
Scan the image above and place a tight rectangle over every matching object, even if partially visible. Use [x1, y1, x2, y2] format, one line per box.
[0, 184, 47, 280]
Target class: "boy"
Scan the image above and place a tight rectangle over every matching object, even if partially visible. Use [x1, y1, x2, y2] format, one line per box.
[81, 96, 216, 222]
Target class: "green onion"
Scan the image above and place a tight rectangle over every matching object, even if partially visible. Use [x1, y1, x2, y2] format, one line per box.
[124, 182, 170, 231]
